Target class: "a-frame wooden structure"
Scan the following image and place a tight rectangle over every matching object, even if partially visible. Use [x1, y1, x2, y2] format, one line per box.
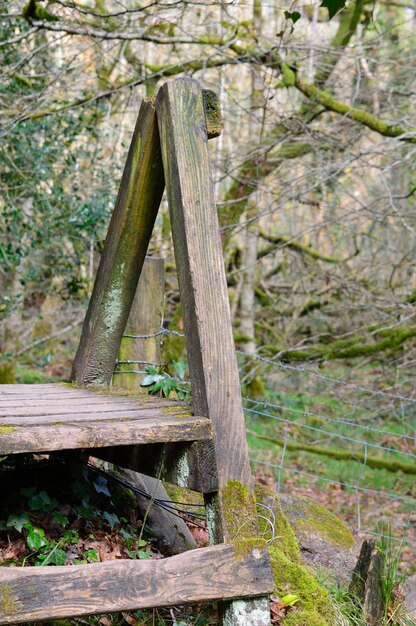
[0, 79, 274, 625]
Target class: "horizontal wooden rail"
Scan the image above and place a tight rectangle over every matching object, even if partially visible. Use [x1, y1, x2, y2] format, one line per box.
[0, 544, 273, 623]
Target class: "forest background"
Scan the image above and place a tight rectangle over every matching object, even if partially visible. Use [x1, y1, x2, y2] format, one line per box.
[1, 0, 415, 565]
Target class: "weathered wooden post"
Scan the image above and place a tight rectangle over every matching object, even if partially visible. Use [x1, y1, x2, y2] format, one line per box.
[156, 78, 273, 625]
[70, 99, 165, 386]
[115, 256, 165, 388]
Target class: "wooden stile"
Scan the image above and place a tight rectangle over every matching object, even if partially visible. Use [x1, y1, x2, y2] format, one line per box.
[0, 79, 273, 626]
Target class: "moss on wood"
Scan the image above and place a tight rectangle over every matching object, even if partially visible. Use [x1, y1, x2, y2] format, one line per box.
[0, 425, 16, 434]
[254, 485, 300, 563]
[220, 480, 258, 541]
[1, 584, 20, 615]
[0, 362, 15, 384]
[265, 324, 416, 362]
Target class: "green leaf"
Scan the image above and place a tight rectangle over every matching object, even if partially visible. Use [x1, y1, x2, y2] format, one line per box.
[172, 359, 187, 380]
[320, 0, 347, 19]
[281, 594, 300, 606]
[103, 511, 119, 530]
[284, 10, 301, 23]
[28, 490, 58, 512]
[51, 511, 69, 527]
[136, 549, 152, 560]
[7, 512, 30, 533]
[62, 529, 79, 545]
[141, 373, 165, 387]
[84, 548, 99, 563]
[48, 548, 67, 566]
[26, 527, 47, 550]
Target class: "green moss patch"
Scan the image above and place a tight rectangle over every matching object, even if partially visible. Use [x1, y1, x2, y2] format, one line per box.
[221, 480, 258, 540]
[1, 584, 20, 615]
[0, 362, 15, 384]
[254, 484, 300, 563]
[291, 498, 354, 549]
[269, 546, 335, 625]
[0, 425, 16, 434]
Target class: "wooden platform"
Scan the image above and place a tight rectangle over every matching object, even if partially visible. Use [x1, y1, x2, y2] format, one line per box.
[0, 384, 211, 455]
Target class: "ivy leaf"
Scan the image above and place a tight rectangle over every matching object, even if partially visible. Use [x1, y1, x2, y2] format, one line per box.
[93, 475, 111, 497]
[7, 512, 30, 533]
[26, 527, 47, 550]
[28, 490, 58, 513]
[103, 511, 119, 530]
[172, 359, 186, 380]
[320, 0, 347, 19]
[284, 10, 301, 23]
[140, 373, 165, 387]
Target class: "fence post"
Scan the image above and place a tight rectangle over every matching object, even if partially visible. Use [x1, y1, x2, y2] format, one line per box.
[115, 256, 165, 388]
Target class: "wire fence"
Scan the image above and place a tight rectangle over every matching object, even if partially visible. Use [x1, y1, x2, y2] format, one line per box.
[115, 326, 416, 554]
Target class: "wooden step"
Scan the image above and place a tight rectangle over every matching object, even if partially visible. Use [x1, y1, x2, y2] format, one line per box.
[0, 384, 211, 455]
[0, 543, 273, 624]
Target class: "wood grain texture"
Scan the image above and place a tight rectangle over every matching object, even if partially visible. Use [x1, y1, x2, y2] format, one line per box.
[116, 256, 165, 388]
[0, 544, 273, 624]
[0, 416, 211, 455]
[70, 99, 165, 386]
[0, 384, 210, 455]
[156, 79, 252, 490]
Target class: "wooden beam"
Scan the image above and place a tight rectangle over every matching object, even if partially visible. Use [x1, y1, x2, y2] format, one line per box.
[0, 415, 211, 455]
[156, 79, 253, 497]
[70, 98, 165, 386]
[0, 544, 273, 624]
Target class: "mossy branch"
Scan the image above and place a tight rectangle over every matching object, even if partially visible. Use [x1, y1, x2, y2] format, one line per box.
[293, 75, 416, 143]
[247, 431, 416, 476]
[265, 324, 416, 362]
[258, 230, 342, 263]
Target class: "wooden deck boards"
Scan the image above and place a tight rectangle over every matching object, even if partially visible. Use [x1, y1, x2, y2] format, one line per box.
[0, 384, 211, 455]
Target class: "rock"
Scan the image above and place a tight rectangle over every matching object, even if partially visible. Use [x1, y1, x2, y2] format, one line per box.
[278, 493, 356, 585]
[404, 575, 416, 617]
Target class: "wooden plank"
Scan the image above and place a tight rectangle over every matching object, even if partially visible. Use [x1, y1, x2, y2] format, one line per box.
[70, 99, 165, 386]
[0, 400, 185, 418]
[0, 416, 211, 455]
[156, 79, 252, 493]
[116, 256, 165, 388]
[0, 544, 273, 624]
[0, 408, 193, 426]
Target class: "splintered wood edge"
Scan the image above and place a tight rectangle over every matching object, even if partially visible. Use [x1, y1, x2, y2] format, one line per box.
[0, 544, 273, 623]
